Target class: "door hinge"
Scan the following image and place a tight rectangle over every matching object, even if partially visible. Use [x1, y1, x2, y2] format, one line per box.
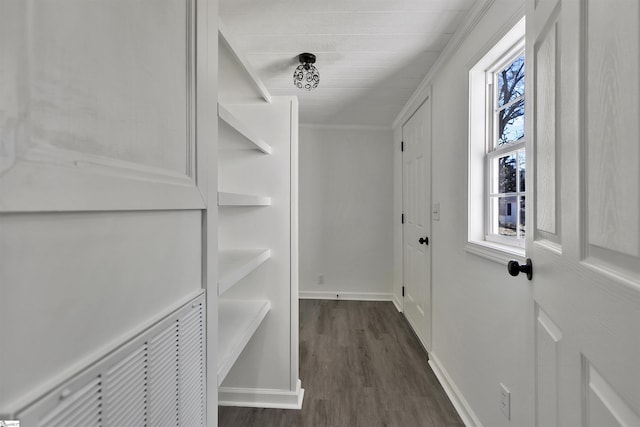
[401, 213, 405, 224]
[401, 141, 404, 152]
[402, 286, 405, 297]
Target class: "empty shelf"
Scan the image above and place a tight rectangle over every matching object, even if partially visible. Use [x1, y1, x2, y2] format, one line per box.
[218, 103, 272, 154]
[218, 299, 270, 386]
[218, 249, 271, 295]
[218, 192, 271, 206]
[219, 20, 272, 104]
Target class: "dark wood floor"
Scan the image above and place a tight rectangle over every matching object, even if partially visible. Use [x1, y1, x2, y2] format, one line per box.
[219, 300, 464, 427]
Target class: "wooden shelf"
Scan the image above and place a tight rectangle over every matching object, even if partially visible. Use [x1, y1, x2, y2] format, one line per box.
[218, 192, 271, 207]
[218, 299, 270, 386]
[218, 103, 272, 154]
[218, 249, 271, 296]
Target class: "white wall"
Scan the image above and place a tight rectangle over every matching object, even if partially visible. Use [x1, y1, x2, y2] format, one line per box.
[299, 126, 394, 299]
[393, 1, 534, 427]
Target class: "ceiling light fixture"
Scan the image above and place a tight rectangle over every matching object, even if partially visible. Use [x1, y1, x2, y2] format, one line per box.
[293, 53, 319, 91]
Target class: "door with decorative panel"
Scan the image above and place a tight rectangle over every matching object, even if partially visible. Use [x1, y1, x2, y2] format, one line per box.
[402, 95, 432, 351]
[526, 0, 640, 425]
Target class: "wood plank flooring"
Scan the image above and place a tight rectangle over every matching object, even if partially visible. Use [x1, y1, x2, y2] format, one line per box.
[219, 300, 464, 427]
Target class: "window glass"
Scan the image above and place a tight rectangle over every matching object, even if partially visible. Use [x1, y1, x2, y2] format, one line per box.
[497, 54, 525, 107]
[488, 52, 525, 245]
[498, 106, 525, 145]
[519, 196, 526, 238]
[496, 54, 525, 145]
[496, 154, 518, 193]
[518, 150, 526, 192]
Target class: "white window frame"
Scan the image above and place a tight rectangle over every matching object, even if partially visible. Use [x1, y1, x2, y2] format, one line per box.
[467, 17, 526, 264]
[485, 47, 526, 248]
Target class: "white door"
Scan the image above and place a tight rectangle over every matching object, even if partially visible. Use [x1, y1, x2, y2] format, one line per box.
[402, 96, 431, 350]
[526, 0, 640, 425]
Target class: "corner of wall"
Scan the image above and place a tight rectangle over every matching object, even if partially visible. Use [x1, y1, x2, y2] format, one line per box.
[392, 126, 404, 312]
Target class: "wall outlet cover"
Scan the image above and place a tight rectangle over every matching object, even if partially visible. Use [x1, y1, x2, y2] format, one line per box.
[432, 202, 440, 221]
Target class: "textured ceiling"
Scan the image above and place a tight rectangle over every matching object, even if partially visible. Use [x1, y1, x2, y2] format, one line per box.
[220, 0, 477, 127]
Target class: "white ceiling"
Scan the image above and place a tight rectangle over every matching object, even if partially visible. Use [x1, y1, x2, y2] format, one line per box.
[220, 0, 478, 127]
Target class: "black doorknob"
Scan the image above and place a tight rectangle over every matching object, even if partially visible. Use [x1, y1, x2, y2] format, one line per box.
[418, 237, 429, 245]
[507, 258, 533, 280]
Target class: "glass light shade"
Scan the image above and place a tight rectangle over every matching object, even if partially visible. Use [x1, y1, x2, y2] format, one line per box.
[293, 63, 319, 91]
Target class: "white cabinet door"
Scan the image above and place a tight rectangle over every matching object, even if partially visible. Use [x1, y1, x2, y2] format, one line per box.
[527, 0, 640, 425]
[402, 96, 432, 350]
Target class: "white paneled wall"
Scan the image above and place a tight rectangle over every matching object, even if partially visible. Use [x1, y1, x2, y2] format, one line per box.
[0, 1, 218, 425]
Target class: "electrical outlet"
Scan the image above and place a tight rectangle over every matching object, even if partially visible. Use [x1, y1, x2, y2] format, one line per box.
[500, 383, 511, 420]
[318, 274, 324, 285]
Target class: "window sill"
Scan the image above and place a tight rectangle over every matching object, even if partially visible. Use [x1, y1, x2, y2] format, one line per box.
[465, 240, 525, 265]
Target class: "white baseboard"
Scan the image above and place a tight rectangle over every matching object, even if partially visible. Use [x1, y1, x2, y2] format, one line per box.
[392, 292, 403, 312]
[299, 291, 394, 301]
[218, 379, 304, 410]
[428, 352, 483, 427]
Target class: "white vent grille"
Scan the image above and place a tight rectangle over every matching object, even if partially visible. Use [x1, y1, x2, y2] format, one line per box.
[16, 292, 205, 427]
[39, 378, 102, 427]
[103, 346, 148, 427]
[148, 323, 180, 427]
[178, 304, 205, 426]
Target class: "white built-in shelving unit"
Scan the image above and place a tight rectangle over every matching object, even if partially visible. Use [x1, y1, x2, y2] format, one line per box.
[216, 21, 301, 407]
[216, 96, 272, 385]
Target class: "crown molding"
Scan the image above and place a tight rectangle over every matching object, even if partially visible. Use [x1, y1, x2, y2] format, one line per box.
[300, 123, 392, 132]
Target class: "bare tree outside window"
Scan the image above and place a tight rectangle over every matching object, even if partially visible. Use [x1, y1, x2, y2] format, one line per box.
[497, 54, 525, 145]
